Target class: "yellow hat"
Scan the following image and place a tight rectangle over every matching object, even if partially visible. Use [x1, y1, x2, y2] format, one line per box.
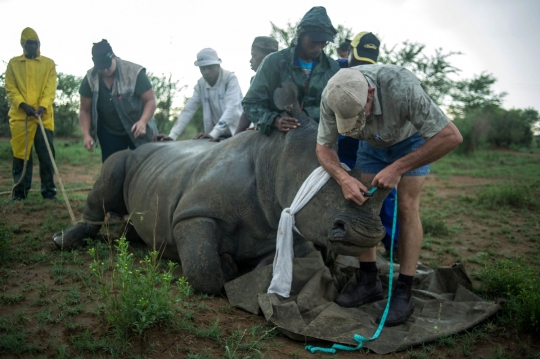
[21, 27, 40, 44]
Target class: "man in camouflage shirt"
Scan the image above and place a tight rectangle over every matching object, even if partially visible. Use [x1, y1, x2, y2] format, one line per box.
[316, 66, 462, 326]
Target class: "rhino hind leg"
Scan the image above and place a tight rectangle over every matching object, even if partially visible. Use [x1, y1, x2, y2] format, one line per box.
[174, 217, 225, 295]
[52, 150, 131, 250]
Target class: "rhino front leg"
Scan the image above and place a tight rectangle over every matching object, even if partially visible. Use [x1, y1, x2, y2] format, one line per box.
[52, 150, 130, 250]
[174, 217, 227, 295]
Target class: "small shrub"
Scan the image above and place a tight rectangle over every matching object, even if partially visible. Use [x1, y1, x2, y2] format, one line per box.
[0, 294, 24, 305]
[421, 217, 450, 237]
[89, 237, 192, 341]
[477, 258, 540, 331]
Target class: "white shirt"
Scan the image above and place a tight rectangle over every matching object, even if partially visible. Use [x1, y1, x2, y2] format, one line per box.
[169, 68, 243, 140]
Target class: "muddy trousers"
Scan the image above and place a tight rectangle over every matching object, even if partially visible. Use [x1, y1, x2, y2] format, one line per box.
[12, 128, 56, 199]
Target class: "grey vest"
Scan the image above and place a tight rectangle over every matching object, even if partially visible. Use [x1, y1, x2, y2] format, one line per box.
[86, 58, 157, 147]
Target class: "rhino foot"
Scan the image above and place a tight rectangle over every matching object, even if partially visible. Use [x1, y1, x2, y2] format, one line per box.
[52, 223, 101, 250]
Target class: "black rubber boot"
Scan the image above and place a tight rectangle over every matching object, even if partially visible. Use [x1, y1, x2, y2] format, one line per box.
[376, 281, 414, 326]
[34, 128, 57, 199]
[335, 270, 384, 308]
[12, 156, 33, 199]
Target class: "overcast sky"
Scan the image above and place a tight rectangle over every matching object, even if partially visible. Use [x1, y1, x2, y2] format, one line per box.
[1, 0, 539, 113]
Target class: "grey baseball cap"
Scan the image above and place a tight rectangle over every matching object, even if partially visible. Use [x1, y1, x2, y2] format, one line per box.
[326, 69, 369, 135]
[194, 48, 222, 67]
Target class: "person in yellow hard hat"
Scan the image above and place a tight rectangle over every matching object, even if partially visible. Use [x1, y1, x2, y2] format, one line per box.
[5, 27, 58, 201]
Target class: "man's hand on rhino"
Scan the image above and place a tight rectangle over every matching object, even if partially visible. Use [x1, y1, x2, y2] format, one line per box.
[193, 133, 215, 141]
[153, 134, 174, 142]
[372, 166, 401, 190]
[273, 116, 300, 132]
[340, 175, 370, 206]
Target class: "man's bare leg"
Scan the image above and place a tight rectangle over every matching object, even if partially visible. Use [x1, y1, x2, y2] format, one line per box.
[396, 176, 425, 275]
[375, 175, 425, 326]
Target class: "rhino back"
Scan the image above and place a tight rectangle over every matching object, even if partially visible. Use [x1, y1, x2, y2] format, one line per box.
[121, 133, 283, 261]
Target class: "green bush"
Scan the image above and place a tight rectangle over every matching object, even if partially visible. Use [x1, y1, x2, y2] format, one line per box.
[89, 237, 192, 341]
[475, 182, 539, 209]
[421, 217, 450, 237]
[453, 105, 538, 155]
[477, 259, 540, 331]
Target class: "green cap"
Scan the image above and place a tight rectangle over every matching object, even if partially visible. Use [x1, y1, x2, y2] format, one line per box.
[252, 36, 279, 52]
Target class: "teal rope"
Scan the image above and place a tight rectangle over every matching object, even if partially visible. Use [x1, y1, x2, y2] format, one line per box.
[305, 188, 398, 354]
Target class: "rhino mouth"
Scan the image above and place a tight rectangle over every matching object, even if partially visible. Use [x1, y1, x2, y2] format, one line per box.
[328, 219, 382, 255]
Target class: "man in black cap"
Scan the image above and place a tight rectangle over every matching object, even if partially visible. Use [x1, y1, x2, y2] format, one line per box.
[78, 40, 157, 162]
[242, 7, 340, 135]
[349, 32, 380, 67]
[235, 36, 279, 134]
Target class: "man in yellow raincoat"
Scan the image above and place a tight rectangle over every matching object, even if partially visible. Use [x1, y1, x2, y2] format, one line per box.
[5, 27, 57, 201]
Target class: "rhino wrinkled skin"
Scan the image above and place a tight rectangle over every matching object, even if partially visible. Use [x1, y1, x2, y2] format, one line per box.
[53, 102, 390, 294]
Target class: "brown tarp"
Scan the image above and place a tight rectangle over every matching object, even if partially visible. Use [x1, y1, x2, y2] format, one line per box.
[225, 252, 501, 354]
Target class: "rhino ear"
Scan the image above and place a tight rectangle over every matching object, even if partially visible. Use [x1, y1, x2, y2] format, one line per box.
[273, 82, 298, 110]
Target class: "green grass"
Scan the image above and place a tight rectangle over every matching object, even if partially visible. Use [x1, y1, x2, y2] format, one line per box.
[0, 293, 25, 305]
[0, 316, 40, 355]
[475, 182, 540, 209]
[432, 150, 540, 180]
[477, 258, 540, 331]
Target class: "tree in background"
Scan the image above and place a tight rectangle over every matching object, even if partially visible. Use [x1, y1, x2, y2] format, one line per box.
[379, 41, 461, 106]
[148, 73, 184, 134]
[176, 100, 204, 141]
[488, 108, 537, 148]
[448, 72, 506, 118]
[54, 73, 83, 137]
[270, 21, 297, 49]
[0, 71, 9, 137]
[269, 20, 353, 58]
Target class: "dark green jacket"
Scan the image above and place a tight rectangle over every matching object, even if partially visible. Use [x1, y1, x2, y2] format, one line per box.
[242, 46, 339, 135]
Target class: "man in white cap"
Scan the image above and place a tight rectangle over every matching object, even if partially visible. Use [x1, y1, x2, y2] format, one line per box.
[316, 66, 462, 326]
[168, 48, 243, 141]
